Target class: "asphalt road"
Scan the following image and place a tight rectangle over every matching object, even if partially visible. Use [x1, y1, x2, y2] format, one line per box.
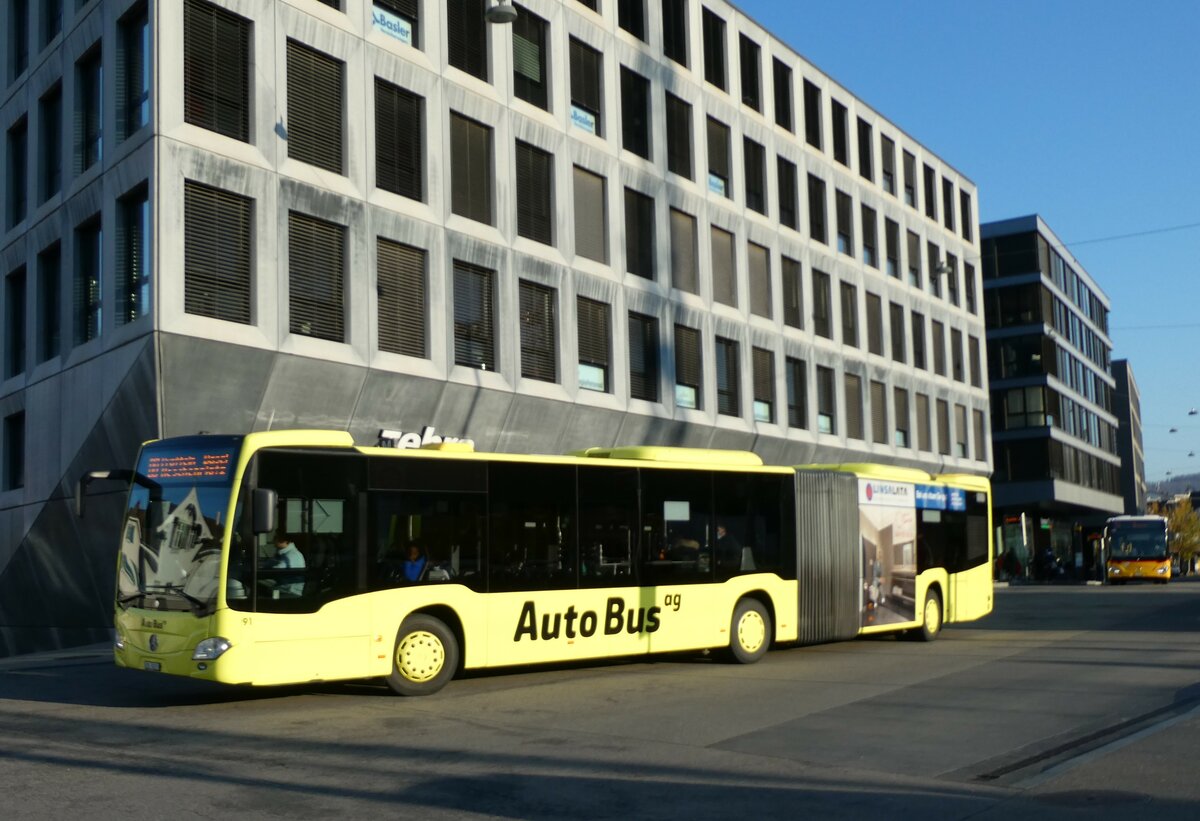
[2, 580, 1199, 819]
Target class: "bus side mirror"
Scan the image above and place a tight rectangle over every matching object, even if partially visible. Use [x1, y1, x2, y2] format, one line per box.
[252, 488, 278, 534]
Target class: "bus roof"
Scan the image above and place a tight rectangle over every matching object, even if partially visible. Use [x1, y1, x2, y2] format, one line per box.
[799, 463, 990, 492]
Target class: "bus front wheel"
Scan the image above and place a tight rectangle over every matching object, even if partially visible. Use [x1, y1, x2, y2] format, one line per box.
[387, 614, 459, 696]
[729, 598, 771, 664]
[915, 589, 943, 642]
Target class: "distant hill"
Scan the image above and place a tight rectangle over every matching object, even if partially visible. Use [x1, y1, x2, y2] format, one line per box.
[1151, 472, 1200, 496]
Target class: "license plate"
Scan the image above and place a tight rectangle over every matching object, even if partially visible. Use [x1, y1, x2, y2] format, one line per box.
[144, 661, 162, 672]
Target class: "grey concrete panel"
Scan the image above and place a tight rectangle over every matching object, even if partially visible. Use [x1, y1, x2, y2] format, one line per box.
[495, 394, 572, 455]
[348, 369, 450, 445]
[556, 404, 635, 454]
[430, 383, 516, 453]
[160, 334, 277, 437]
[257, 355, 368, 433]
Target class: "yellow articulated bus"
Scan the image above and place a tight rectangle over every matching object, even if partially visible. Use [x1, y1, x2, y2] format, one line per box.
[1105, 515, 1171, 584]
[78, 430, 992, 696]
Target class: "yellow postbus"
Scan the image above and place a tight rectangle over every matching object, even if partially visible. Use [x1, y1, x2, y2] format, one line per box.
[78, 430, 992, 695]
[1105, 515, 1171, 584]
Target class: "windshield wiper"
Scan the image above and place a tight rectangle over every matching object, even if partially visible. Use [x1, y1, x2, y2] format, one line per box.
[143, 584, 209, 611]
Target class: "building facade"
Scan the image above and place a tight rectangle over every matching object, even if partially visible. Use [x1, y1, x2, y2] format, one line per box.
[1111, 359, 1146, 516]
[981, 215, 1120, 581]
[0, 0, 987, 656]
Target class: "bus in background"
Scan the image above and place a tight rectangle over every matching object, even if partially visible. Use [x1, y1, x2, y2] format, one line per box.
[78, 430, 992, 696]
[1105, 515, 1170, 584]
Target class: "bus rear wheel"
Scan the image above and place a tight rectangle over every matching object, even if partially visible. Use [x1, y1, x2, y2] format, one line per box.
[386, 614, 459, 696]
[915, 590, 943, 642]
[729, 598, 771, 664]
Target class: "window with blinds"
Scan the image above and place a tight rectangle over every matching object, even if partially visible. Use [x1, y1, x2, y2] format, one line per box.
[519, 280, 557, 382]
[835, 190, 853, 256]
[624, 188, 654, 279]
[287, 40, 344, 173]
[116, 184, 150, 326]
[618, 0, 645, 40]
[706, 117, 730, 197]
[577, 297, 610, 392]
[831, 99, 848, 166]
[890, 302, 905, 363]
[453, 260, 495, 370]
[840, 281, 857, 347]
[881, 134, 896, 195]
[911, 311, 926, 369]
[748, 242, 770, 319]
[969, 335, 982, 387]
[866, 292, 883, 356]
[184, 180, 251, 324]
[447, 0, 487, 81]
[894, 387, 910, 447]
[183, 0, 250, 142]
[662, 0, 688, 66]
[845, 373, 863, 440]
[782, 256, 802, 329]
[955, 403, 968, 457]
[870, 380, 887, 444]
[937, 399, 951, 455]
[288, 211, 345, 342]
[375, 78, 422, 200]
[916, 393, 931, 451]
[965, 262, 977, 314]
[752, 347, 773, 422]
[628, 312, 658, 402]
[715, 337, 739, 417]
[777, 156, 797, 230]
[374, 0, 419, 48]
[861, 205, 878, 268]
[897, 388, 912, 446]
[377, 237, 426, 358]
[816, 365, 835, 434]
[973, 409, 987, 461]
[450, 112, 493, 224]
[884, 218, 899, 277]
[906, 230, 921, 287]
[807, 174, 826, 244]
[513, 6, 547, 109]
[803, 80, 822, 149]
[516, 141, 553, 245]
[857, 118, 873, 181]
[786, 357, 807, 428]
[117, 3, 149, 141]
[76, 47, 102, 173]
[931, 319, 946, 375]
[926, 241, 941, 298]
[620, 66, 650, 159]
[670, 208, 697, 294]
[710, 226, 735, 307]
[951, 328, 964, 381]
[665, 92, 692, 179]
[570, 38, 602, 135]
[7, 118, 27, 228]
[744, 137, 765, 214]
[773, 58, 793, 130]
[739, 34, 761, 110]
[573, 166, 607, 263]
[74, 215, 102, 345]
[903, 151, 917, 208]
[674, 324, 701, 409]
[812, 269, 831, 339]
[701, 8, 725, 90]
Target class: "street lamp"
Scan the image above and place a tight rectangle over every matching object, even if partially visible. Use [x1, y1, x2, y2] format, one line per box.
[485, 1, 518, 24]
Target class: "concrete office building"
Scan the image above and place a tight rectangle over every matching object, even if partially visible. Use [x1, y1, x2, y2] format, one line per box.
[0, 0, 987, 656]
[1111, 359, 1146, 516]
[982, 215, 1121, 581]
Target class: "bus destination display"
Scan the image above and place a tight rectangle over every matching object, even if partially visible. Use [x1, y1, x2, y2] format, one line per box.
[145, 451, 234, 481]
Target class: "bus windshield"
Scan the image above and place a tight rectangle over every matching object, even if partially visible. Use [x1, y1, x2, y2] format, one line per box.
[1107, 521, 1168, 560]
[118, 437, 242, 614]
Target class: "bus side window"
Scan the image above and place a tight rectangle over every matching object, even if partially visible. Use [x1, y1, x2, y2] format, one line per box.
[579, 466, 638, 587]
[487, 463, 577, 592]
[639, 468, 713, 586]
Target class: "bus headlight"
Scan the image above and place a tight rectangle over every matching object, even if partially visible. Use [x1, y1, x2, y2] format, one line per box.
[114, 634, 126, 650]
[1108, 566, 1120, 574]
[193, 637, 232, 660]
[1156, 567, 1167, 574]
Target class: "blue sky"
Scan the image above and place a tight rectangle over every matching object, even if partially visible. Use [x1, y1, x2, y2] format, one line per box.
[735, 0, 1200, 484]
